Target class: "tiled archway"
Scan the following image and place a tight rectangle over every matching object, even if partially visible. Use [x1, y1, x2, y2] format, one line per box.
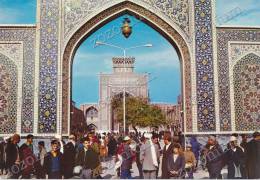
[62, 1, 192, 134]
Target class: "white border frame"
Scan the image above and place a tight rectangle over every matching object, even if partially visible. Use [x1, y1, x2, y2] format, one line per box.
[228, 41, 260, 132]
[212, 0, 220, 133]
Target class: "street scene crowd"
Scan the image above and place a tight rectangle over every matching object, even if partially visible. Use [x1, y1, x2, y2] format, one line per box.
[0, 130, 259, 179]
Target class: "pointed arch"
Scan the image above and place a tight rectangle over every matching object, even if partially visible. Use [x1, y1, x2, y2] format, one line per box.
[61, 1, 192, 134]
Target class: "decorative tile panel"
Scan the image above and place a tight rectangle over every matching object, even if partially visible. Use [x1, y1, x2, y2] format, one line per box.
[63, 0, 190, 42]
[194, 0, 215, 131]
[233, 53, 260, 131]
[0, 54, 17, 134]
[0, 28, 36, 133]
[217, 28, 260, 131]
[38, 0, 60, 133]
[230, 43, 260, 67]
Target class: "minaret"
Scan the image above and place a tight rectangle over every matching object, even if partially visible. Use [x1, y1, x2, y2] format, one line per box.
[112, 57, 135, 73]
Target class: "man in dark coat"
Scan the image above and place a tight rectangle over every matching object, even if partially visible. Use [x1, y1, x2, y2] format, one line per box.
[136, 136, 145, 179]
[203, 135, 224, 179]
[19, 134, 36, 179]
[225, 136, 246, 179]
[245, 131, 260, 179]
[63, 134, 77, 179]
[240, 134, 247, 150]
[167, 143, 185, 178]
[6, 134, 20, 178]
[43, 139, 64, 179]
[190, 136, 201, 169]
[107, 134, 117, 157]
[0, 137, 8, 175]
[75, 137, 101, 178]
[161, 132, 174, 179]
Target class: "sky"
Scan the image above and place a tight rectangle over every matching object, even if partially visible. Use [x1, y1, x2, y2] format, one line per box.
[1, 0, 259, 107]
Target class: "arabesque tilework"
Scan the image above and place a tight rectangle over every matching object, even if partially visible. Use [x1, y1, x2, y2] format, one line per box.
[0, 54, 17, 134]
[233, 53, 260, 131]
[0, 28, 35, 134]
[217, 28, 260, 131]
[38, 0, 59, 133]
[194, 0, 215, 132]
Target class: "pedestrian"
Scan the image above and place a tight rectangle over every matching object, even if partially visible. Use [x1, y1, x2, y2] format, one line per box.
[136, 136, 145, 178]
[161, 131, 174, 179]
[88, 132, 100, 154]
[190, 136, 200, 169]
[75, 137, 101, 178]
[245, 131, 260, 179]
[240, 134, 247, 151]
[167, 143, 185, 179]
[119, 136, 134, 179]
[178, 131, 185, 148]
[224, 136, 246, 179]
[63, 134, 77, 179]
[19, 134, 36, 178]
[0, 136, 8, 175]
[6, 134, 20, 179]
[107, 134, 117, 157]
[152, 133, 161, 178]
[203, 135, 224, 179]
[184, 143, 196, 178]
[35, 141, 47, 179]
[140, 133, 160, 179]
[43, 139, 64, 179]
[115, 136, 124, 177]
[100, 135, 108, 162]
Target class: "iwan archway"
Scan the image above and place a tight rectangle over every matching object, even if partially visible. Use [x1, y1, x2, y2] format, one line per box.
[61, 1, 193, 134]
[1, 0, 260, 136]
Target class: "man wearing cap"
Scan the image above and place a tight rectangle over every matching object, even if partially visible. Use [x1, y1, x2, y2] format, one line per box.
[63, 134, 77, 179]
[119, 136, 134, 179]
[245, 131, 260, 179]
[140, 133, 160, 179]
[203, 135, 224, 179]
[224, 135, 246, 179]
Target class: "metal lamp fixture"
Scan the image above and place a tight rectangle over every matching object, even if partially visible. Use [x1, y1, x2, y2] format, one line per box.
[121, 17, 132, 38]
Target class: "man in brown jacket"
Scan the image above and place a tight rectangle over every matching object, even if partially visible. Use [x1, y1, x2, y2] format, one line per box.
[184, 144, 196, 178]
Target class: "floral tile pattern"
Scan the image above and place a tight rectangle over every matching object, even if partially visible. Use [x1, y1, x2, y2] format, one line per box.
[233, 53, 260, 131]
[0, 28, 36, 133]
[38, 0, 59, 133]
[194, 0, 215, 132]
[0, 54, 17, 133]
[63, 0, 190, 43]
[217, 28, 260, 131]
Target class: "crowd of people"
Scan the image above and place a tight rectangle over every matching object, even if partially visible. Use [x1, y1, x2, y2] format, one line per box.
[0, 130, 259, 179]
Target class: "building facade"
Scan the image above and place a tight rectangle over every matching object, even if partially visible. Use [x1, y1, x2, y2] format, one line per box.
[80, 57, 181, 131]
[0, 0, 259, 136]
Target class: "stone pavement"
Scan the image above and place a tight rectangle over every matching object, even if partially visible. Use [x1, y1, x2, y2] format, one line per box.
[0, 157, 227, 179]
[100, 157, 228, 179]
